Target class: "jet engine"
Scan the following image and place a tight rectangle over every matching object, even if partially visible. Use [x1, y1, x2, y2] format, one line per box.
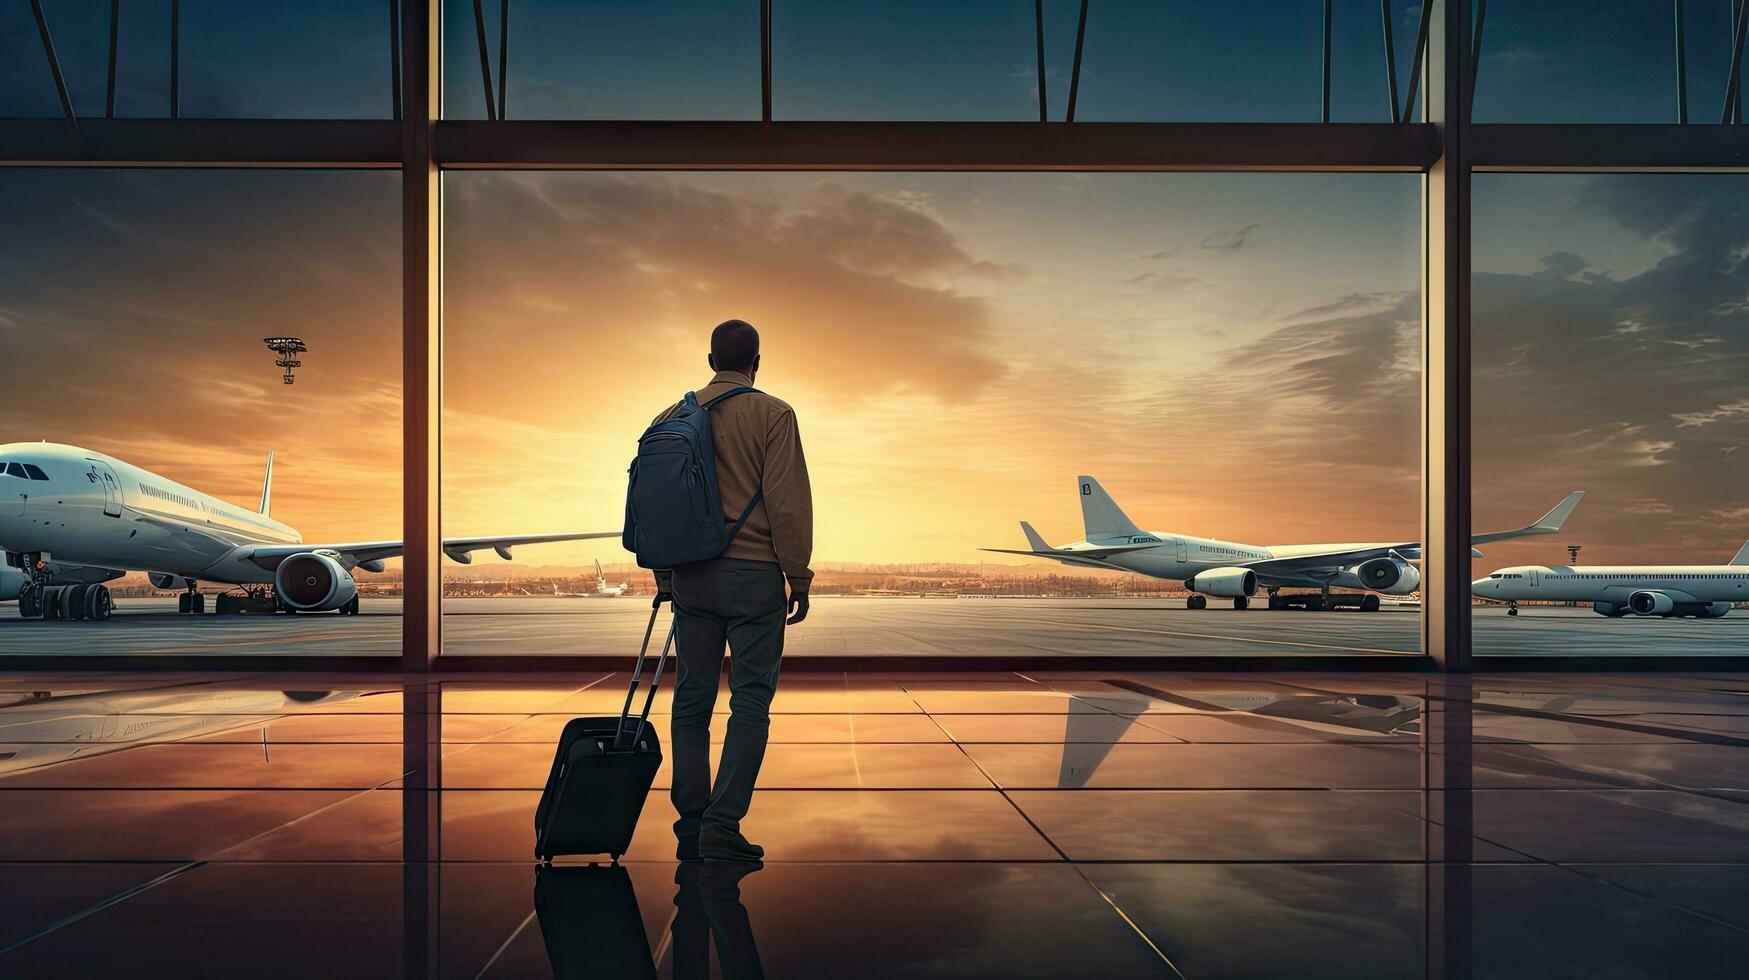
[1627, 590, 1674, 616]
[1352, 557, 1420, 595]
[1186, 567, 1256, 598]
[149, 572, 195, 591]
[275, 551, 358, 611]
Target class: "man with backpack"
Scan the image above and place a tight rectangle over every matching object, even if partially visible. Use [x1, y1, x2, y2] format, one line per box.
[626, 318, 813, 863]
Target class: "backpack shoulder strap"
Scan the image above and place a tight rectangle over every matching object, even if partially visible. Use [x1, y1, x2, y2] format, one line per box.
[700, 385, 760, 409]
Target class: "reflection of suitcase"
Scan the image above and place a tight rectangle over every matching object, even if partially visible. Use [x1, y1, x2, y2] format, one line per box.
[535, 603, 673, 863]
[534, 864, 656, 980]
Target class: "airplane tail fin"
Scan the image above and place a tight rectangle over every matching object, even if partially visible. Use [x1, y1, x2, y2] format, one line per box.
[259, 450, 274, 516]
[1020, 521, 1052, 552]
[1731, 540, 1749, 566]
[1077, 475, 1142, 540]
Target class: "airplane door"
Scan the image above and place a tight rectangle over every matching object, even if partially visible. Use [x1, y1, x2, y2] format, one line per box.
[1528, 569, 1541, 588]
[87, 460, 123, 518]
[1175, 539, 1187, 563]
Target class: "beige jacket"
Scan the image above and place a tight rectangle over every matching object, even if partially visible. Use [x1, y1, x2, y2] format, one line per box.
[652, 371, 814, 591]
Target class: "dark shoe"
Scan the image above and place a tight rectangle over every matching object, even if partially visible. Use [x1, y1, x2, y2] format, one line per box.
[677, 834, 701, 862]
[699, 828, 764, 862]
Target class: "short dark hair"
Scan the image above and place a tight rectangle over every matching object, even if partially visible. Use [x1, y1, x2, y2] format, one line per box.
[711, 319, 760, 373]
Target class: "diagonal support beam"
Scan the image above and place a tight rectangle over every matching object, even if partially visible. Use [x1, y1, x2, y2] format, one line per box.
[1382, 0, 1400, 123]
[470, 0, 497, 120]
[27, 0, 77, 126]
[1066, 0, 1090, 122]
[1401, 0, 1434, 122]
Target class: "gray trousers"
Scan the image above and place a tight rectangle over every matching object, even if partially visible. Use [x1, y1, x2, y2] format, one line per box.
[669, 557, 786, 841]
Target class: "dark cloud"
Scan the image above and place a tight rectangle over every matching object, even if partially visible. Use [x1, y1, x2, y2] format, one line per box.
[1533, 251, 1588, 281]
[1199, 222, 1262, 251]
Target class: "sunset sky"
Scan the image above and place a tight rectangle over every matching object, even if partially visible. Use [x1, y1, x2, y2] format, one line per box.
[3, 167, 1744, 577]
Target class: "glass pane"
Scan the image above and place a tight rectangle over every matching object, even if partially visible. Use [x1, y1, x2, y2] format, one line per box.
[442, 0, 760, 120]
[775, 0, 1038, 120]
[0, 170, 401, 656]
[0, 0, 394, 119]
[1472, 174, 1749, 656]
[1472, 0, 1739, 123]
[443, 171, 1422, 657]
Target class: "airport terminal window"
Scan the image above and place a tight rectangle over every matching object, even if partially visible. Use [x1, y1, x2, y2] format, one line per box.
[0, 169, 401, 654]
[1472, 173, 1749, 657]
[441, 170, 1424, 657]
[0, 1, 396, 119]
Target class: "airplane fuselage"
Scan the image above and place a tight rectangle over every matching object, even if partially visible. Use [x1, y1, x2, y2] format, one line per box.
[1474, 564, 1748, 617]
[0, 442, 299, 586]
[1070, 530, 1395, 591]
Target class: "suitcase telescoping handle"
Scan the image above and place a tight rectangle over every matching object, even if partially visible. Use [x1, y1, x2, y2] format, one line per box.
[614, 599, 675, 749]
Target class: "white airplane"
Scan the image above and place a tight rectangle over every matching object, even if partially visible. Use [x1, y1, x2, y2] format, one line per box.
[985, 476, 1585, 612]
[1473, 541, 1749, 618]
[0, 442, 617, 620]
[544, 560, 629, 598]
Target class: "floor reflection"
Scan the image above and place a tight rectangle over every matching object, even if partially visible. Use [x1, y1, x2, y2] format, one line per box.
[0, 685, 368, 777]
[0, 671, 1745, 977]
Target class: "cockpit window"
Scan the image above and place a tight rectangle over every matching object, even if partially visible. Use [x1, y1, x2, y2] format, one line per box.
[22, 464, 48, 481]
[3, 462, 27, 479]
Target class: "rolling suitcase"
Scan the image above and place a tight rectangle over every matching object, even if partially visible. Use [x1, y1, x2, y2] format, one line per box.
[535, 602, 675, 863]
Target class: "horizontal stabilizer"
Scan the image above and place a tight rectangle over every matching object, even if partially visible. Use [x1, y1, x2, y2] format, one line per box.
[1020, 521, 1051, 552]
[1732, 540, 1749, 566]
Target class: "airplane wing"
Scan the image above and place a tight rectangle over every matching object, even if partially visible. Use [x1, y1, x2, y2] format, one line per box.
[236, 531, 621, 571]
[980, 547, 1129, 570]
[1241, 491, 1586, 579]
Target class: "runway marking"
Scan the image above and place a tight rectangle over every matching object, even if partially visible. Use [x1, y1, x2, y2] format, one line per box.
[999, 616, 1413, 656]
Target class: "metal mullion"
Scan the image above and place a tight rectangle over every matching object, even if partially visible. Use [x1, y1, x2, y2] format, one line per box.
[402, 0, 441, 671]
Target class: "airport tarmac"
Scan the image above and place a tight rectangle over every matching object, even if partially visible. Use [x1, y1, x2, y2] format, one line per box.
[0, 596, 1744, 658]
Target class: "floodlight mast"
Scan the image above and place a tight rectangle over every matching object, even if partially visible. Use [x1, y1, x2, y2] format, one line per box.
[263, 337, 307, 385]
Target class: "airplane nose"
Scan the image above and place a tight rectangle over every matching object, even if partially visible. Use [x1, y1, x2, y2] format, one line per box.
[1469, 578, 1491, 591]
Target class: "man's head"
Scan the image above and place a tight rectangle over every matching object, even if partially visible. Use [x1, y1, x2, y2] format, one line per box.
[708, 318, 761, 380]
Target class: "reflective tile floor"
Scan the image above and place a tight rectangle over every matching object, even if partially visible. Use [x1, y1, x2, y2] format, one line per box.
[1, 671, 1747, 978]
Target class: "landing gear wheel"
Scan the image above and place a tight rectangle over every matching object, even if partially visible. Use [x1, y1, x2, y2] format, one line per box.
[189, 593, 205, 615]
[343, 595, 360, 615]
[86, 585, 112, 621]
[19, 587, 42, 619]
[1507, 605, 1519, 617]
[1233, 596, 1249, 610]
[66, 584, 90, 621]
[1360, 594, 1381, 612]
[215, 594, 231, 615]
[1186, 594, 1207, 610]
[1267, 594, 1283, 610]
[1305, 596, 1327, 612]
[178, 593, 191, 614]
[42, 586, 65, 621]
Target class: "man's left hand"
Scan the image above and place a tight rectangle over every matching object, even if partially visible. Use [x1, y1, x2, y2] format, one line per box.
[786, 591, 809, 625]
